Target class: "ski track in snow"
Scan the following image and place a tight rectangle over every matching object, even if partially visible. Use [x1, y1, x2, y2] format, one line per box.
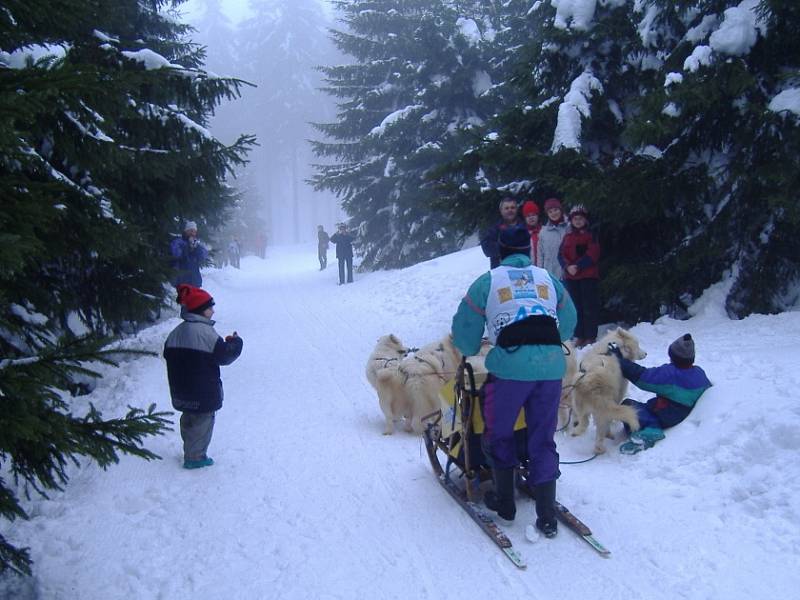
[3, 245, 800, 599]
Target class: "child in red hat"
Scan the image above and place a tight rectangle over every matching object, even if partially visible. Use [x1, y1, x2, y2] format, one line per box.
[521, 200, 541, 265]
[163, 284, 243, 469]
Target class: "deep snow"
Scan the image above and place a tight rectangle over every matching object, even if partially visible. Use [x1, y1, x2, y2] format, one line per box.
[3, 244, 800, 599]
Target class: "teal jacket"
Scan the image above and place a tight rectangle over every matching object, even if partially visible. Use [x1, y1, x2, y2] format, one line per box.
[452, 254, 577, 381]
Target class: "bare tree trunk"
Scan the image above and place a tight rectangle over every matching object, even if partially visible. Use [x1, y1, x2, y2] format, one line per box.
[292, 145, 300, 243]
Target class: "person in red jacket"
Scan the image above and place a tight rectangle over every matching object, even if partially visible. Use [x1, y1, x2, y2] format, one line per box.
[559, 205, 600, 347]
[521, 200, 541, 265]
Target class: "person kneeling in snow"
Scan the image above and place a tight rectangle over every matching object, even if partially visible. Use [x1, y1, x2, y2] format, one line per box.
[164, 284, 243, 469]
[608, 333, 711, 454]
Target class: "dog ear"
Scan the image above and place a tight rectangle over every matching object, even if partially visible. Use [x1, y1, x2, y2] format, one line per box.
[390, 334, 399, 344]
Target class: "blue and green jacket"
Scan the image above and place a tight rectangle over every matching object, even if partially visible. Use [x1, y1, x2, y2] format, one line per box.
[451, 254, 577, 381]
[618, 357, 712, 428]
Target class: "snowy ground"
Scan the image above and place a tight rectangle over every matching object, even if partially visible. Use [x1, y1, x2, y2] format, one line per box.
[3, 244, 800, 599]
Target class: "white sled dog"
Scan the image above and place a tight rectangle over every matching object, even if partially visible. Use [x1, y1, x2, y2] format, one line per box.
[366, 334, 409, 390]
[558, 340, 579, 430]
[570, 328, 646, 453]
[366, 334, 411, 434]
[376, 334, 462, 435]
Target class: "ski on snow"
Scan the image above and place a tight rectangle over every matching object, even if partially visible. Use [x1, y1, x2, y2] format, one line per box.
[436, 473, 527, 569]
[516, 477, 611, 557]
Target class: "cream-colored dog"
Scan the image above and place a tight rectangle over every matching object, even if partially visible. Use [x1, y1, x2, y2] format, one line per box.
[570, 328, 646, 453]
[366, 334, 411, 434]
[376, 334, 462, 435]
[557, 340, 579, 430]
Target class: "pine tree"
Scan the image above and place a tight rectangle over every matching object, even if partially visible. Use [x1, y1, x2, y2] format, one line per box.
[311, 0, 494, 269]
[0, 0, 254, 574]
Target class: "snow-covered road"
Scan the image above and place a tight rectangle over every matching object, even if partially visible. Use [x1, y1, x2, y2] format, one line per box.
[4, 245, 799, 599]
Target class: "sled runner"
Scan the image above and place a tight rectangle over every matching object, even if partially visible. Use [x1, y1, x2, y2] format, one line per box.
[423, 357, 610, 562]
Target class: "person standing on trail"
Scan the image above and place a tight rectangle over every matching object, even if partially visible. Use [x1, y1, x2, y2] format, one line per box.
[330, 223, 355, 284]
[559, 204, 600, 348]
[170, 221, 208, 287]
[317, 225, 330, 270]
[480, 197, 522, 269]
[536, 198, 568, 280]
[164, 284, 243, 469]
[451, 225, 576, 538]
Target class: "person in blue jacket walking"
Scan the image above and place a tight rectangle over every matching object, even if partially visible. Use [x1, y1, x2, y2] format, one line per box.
[608, 333, 712, 454]
[452, 225, 576, 537]
[170, 221, 208, 287]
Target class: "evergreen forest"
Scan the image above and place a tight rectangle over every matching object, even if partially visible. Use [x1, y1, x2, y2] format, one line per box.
[1, 0, 799, 577]
[311, 0, 800, 321]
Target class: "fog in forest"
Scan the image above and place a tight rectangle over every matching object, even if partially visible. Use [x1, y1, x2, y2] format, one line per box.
[183, 0, 345, 247]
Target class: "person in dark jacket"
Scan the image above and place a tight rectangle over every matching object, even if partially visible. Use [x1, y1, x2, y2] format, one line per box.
[609, 333, 712, 454]
[480, 198, 522, 268]
[170, 221, 208, 287]
[317, 225, 330, 270]
[163, 284, 243, 469]
[330, 223, 355, 284]
[559, 205, 600, 347]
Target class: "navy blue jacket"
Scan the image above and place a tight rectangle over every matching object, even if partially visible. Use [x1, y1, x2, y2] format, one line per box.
[480, 220, 521, 269]
[163, 312, 243, 413]
[330, 231, 354, 259]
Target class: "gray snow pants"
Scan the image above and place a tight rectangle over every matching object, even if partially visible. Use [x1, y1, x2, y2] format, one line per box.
[180, 412, 216, 461]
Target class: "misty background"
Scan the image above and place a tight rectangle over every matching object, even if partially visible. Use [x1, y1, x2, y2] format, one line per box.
[183, 0, 346, 246]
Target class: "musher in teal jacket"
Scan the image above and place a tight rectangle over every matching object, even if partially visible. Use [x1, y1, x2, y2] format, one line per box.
[452, 226, 576, 537]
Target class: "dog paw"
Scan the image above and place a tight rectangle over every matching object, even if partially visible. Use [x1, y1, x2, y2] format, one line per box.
[593, 445, 607, 454]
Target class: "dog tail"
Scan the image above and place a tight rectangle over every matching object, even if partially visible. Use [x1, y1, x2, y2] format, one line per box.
[610, 403, 640, 432]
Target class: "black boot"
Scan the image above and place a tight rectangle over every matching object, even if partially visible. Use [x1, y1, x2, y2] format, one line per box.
[533, 479, 558, 538]
[484, 468, 516, 521]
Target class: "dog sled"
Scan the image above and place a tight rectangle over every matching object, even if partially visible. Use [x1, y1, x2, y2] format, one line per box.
[422, 356, 610, 567]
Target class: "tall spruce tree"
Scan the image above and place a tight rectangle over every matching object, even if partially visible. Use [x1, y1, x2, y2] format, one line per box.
[620, 0, 800, 318]
[0, 0, 253, 574]
[440, 0, 800, 320]
[311, 0, 494, 269]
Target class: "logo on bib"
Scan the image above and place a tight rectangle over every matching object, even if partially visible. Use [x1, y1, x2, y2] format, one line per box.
[507, 269, 537, 299]
[536, 284, 550, 300]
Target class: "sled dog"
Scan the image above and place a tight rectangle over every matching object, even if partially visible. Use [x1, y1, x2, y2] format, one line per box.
[570, 328, 646, 453]
[366, 334, 409, 390]
[366, 334, 411, 434]
[557, 340, 579, 430]
[376, 334, 462, 435]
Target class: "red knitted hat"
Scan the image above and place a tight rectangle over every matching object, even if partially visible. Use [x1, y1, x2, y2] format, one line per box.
[176, 284, 214, 314]
[521, 200, 539, 216]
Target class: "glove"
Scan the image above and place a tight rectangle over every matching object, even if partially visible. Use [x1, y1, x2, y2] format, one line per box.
[607, 342, 622, 359]
[225, 331, 239, 342]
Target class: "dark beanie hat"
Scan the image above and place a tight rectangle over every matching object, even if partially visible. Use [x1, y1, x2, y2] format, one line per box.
[668, 333, 695, 366]
[498, 225, 531, 259]
[176, 284, 215, 314]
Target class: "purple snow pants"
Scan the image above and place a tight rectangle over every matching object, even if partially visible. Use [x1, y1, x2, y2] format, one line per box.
[482, 377, 561, 486]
